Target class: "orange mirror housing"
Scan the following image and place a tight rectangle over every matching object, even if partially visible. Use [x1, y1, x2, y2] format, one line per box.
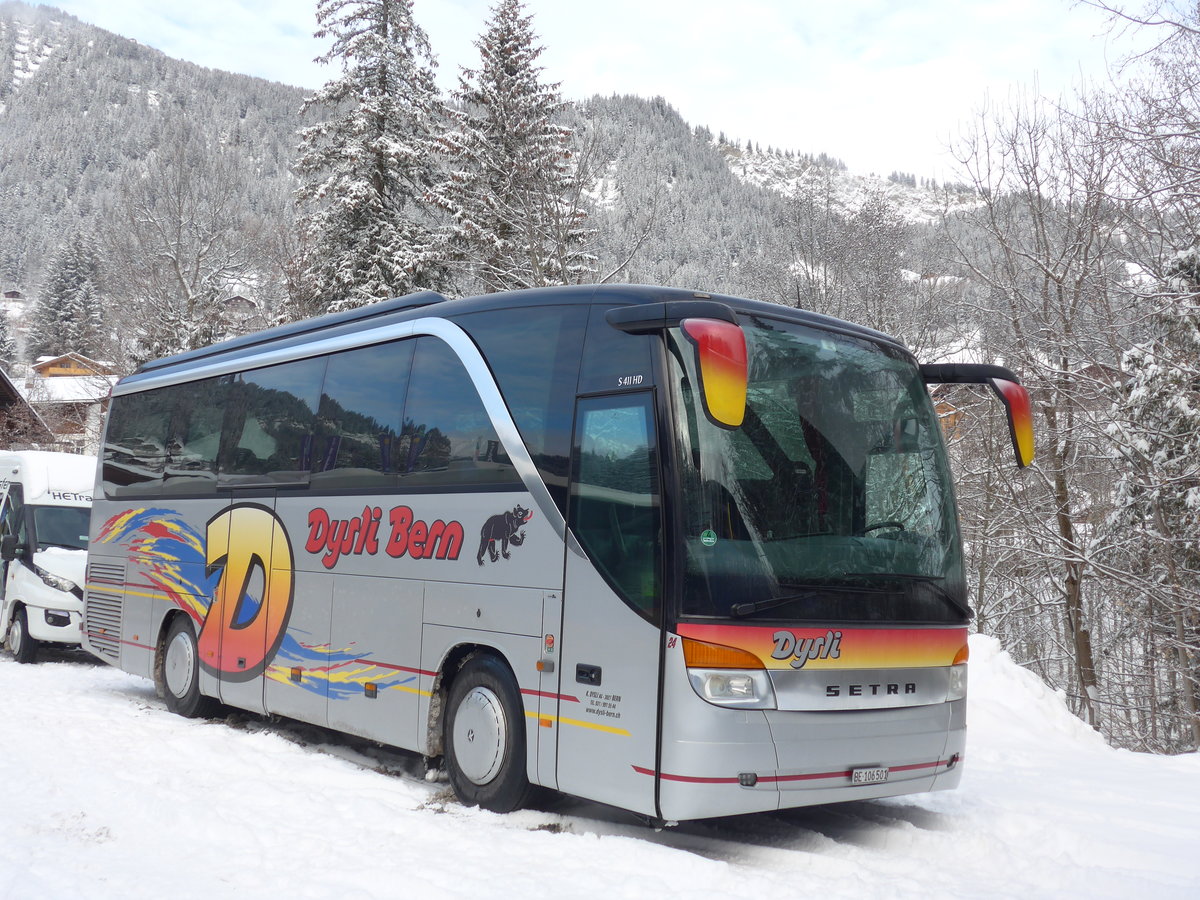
[681, 318, 748, 429]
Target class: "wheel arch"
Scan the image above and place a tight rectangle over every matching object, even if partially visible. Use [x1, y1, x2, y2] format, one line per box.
[3, 598, 25, 631]
[153, 607, 196, 700]
[424, 641, 520, 760]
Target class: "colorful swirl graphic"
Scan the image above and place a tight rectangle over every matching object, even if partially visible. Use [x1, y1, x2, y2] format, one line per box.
[97, 507, 216, 623]
[102, 505, 419, 700]
[267, 634, 420, 700]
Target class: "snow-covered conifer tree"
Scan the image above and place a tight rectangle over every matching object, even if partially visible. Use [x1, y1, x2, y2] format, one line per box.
[0, 310, 16, 371]
[435, 0, 592, 293]
[297, 0, 449, 311]
[29, 232, 101, 360]
[61, 278, 105, 358]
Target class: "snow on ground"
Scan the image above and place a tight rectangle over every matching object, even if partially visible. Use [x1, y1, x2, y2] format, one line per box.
[1, 634, 1197, 900]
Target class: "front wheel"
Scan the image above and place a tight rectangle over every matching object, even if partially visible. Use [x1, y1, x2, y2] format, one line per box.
[158, 616, 217, 718]
[8, 607, 38, 664]
[444, 654, 531, 813]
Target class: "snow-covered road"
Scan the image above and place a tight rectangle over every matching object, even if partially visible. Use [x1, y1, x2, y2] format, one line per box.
[2, 635, 1197, 899]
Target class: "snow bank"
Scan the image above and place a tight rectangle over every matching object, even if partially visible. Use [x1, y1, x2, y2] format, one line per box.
[966, 633, 1107, 749]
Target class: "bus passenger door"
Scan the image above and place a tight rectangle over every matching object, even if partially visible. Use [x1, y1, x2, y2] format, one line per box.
[555, 393, 664, 818]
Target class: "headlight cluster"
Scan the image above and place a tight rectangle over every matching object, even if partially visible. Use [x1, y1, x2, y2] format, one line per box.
[687, 668, 776, 708]
[682, 637, 777, 708]
[34, 564, 82, 599]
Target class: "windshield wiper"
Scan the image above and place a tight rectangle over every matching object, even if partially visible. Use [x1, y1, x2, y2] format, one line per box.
[842, 572, 973, 619]
[730, 584, 873, 618]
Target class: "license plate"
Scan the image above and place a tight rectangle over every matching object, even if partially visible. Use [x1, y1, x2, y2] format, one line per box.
[851, 766, 890, 785]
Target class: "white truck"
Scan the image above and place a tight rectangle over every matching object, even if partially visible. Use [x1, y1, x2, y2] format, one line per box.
[0, 451, 95, 663]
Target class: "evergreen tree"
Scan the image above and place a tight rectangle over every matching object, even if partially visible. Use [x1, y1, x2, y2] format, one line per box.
[61, 278, 105, 358]
[434, 0, 592, 292]
[29, 232, 101, 360]
[0, 310, 16, 371]
[296, 0, 449, 311]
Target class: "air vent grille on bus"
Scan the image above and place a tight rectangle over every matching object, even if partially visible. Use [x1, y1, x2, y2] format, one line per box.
[85, 589, 123, 660]
[88, 562, 126, 586]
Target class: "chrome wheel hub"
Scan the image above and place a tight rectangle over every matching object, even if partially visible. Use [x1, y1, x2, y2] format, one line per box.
[164, 629, 196, 699]
[453, 686, 507, 785]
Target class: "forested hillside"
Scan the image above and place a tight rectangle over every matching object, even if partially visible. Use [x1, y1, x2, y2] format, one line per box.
[0, 2, 303, 289]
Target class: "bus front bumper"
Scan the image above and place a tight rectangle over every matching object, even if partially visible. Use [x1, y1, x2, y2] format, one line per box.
[656, 691, 966, 821]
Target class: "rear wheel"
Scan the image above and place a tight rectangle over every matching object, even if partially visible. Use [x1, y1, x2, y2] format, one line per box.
[159, 616, 217, 718]
[8, 607, 38, 664]
[444, 654, 531, 813]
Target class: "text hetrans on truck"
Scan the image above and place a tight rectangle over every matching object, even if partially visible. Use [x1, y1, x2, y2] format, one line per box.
[1, 451, 95, 663]
[81, 285, 1033, 822]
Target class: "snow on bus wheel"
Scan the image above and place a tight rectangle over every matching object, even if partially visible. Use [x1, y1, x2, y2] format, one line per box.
[8, 607, 38, 664]
[158, 615, 218, 719]
[444, 654, 532, 813]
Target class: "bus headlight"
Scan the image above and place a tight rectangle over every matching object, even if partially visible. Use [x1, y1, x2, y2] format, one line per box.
[687, 669, 776, 708]
[947, 664, 968, 701]
[681, 636, 776, 708]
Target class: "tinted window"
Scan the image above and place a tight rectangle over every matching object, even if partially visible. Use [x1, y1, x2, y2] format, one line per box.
[456, 305, 587, 512]
[402, 337, 518, 486]
[569, 393, 661, 619]
[220, 357, 326, 484]
[103, 390, 172, 497]
[312, 340, 415, 489]
[578, 305, 654, 394]
[162, 378, 226, 494]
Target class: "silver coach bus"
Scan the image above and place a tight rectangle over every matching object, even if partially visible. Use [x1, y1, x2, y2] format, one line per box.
[83, 285, 1033, 822]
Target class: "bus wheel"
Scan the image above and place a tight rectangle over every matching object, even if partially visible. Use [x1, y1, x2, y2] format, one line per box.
[159, 616, 217, 718]
[444, 654, 531, 813]
[8, 607, 38, 664]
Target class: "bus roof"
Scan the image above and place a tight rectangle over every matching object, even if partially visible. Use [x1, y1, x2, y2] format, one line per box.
[128, 285, 908, 385]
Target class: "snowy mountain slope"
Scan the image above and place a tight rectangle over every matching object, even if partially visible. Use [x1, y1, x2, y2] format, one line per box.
[0, 1, 305, 292]
[722, 143, 980, 225]
[1, 634, 1196, 899]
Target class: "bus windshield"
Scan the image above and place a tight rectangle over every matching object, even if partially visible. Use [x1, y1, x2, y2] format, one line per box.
[667, 314, 966, 624]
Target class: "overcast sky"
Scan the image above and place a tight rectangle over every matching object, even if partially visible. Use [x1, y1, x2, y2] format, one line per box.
[46, 0, 1139, 178]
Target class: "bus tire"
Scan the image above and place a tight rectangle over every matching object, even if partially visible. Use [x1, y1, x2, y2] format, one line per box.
[444, 654, 531, 813]
[8, 607, 38, 664]
[159, 616, 217, 718]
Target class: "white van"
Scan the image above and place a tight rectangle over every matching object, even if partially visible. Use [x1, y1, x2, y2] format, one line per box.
[0, 451, 95, 663]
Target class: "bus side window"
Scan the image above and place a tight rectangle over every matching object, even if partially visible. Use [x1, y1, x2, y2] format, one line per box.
[162, 377, 225, 495]
[400, 337, 519, 487]
[219, 357, 327, 484]
[312, 340, 415, 489]
[102, 389, 173, 498]
[455, 305, 588, 514]
[569, 393, 662, 620]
